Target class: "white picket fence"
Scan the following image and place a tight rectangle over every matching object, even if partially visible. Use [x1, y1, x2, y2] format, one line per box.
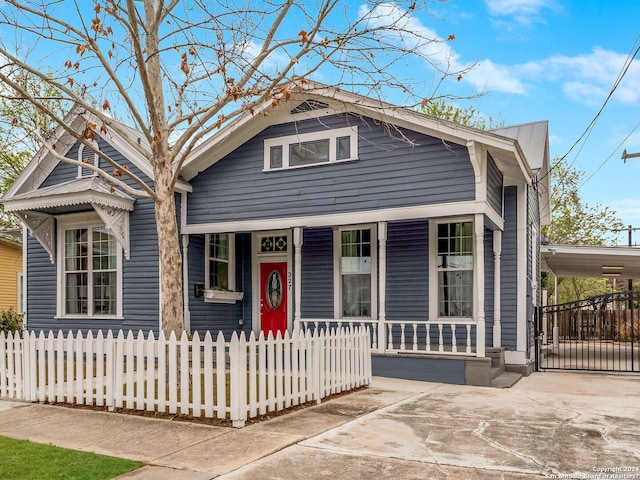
[0, 327, 371, 427]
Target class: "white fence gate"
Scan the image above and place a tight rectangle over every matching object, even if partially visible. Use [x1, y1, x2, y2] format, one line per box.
[0, 327, 371, 427]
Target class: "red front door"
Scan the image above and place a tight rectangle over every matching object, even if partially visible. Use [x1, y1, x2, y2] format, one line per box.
[260, 262, 288, 337]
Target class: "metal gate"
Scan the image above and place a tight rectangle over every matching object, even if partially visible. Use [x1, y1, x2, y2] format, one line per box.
[535, 291, 639, 372]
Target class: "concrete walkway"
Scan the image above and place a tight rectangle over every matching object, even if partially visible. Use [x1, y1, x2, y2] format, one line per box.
[1, 372, 639, 479]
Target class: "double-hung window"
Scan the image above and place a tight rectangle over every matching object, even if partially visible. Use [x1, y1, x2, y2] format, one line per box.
[206, 233, 235, 290]
[436, 221, 473, 317]
[59, 215, 122, 318]
[335, 226, 377, 318]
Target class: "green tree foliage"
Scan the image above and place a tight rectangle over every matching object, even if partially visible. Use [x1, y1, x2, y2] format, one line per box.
[0, 72, 68, 228]
[422, 99, 504, 130]
[544, 157, 624, 246]
[543, 156, 625, 303]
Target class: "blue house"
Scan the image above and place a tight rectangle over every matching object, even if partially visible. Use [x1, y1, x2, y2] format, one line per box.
[2, 85, 550, 385]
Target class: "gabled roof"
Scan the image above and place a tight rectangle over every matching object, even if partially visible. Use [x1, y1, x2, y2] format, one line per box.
[491, 121, 551, 225]
[5, 105, 191, 200]
[2, 176, 135, 213]
[181, 82, 541, 186]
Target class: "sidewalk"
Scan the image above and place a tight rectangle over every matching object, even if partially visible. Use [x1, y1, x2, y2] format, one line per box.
[1, 372, 639, 479]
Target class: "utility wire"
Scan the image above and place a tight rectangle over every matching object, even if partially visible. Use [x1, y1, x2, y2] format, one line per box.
[579, 118, 640, 189]
[534, 35, 640, 227]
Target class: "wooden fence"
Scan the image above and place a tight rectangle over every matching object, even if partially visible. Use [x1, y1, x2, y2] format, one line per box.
[0, 327, 371, 427]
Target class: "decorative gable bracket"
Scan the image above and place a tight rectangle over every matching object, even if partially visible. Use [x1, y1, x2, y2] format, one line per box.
[92, 203, 131, 260]
[15, 211, 56, 263]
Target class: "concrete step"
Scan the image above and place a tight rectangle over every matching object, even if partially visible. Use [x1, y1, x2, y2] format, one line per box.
[485, 347, 505, 369]
[490, 371, 523, 389]
[490, 366, 504, 380]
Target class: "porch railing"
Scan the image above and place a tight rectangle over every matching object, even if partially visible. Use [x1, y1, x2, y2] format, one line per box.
[297, 318, 483, 357]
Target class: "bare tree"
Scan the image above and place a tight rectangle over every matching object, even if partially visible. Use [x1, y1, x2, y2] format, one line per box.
[0, 0, 471, 335]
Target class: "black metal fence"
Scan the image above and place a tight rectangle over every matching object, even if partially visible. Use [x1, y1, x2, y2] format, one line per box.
[535, 291, 639, 372]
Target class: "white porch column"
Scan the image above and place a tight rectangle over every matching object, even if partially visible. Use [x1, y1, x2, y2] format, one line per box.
[377, 221, 387, 352]
[182, 234, 191, 333]
[492, 230, 502, 348]
[474, 214, 486, 357]
[294, 227, 303, 334]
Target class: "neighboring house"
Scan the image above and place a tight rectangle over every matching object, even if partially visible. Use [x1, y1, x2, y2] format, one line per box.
[1, 84, 550, 385]
[0, 233, 23, 311]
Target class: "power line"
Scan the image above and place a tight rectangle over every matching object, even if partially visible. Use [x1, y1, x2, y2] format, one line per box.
[578, 119, 640, 189]
[534, 35, 640, 226]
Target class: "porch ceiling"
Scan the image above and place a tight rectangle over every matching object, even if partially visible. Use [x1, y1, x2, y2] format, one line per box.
[541, 244, 640, 280]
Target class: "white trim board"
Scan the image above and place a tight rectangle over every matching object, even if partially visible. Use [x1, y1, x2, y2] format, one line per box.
[185, 200, 504, 235]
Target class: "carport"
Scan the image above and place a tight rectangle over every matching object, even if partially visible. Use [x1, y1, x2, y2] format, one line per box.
[539, 244, 640, 372]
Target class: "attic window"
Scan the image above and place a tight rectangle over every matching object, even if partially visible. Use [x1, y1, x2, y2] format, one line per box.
[290, 100, 329, 114]
[264, 126, 358, 171]
[77, 141, 99, 178]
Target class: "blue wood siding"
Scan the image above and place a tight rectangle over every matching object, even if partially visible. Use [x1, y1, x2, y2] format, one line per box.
[501, 186, 518, 350]
[487, 153, 503, 215]
[386, 220, 428, 322]
[188, 233, 253, 337]
[301, 227, 334, 318]
[187, 114, 475, 224]
[484, 226, 494, 347]
[26, 138, 161, 335]
[25, 235, 56, 329]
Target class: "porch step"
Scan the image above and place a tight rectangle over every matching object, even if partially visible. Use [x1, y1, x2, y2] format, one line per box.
[490, 371, 523, 389]
[485, 347, 505, 370]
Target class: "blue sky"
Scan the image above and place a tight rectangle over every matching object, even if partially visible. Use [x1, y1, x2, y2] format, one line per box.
[414, 0, 640, 244]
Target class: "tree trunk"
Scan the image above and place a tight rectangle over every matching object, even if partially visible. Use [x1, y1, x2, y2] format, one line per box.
[154, 165, 184, 336]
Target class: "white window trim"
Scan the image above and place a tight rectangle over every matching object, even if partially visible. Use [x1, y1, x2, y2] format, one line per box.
[264, 126, 358, 171]
[205, 233, 236, 290]
[56, 212, 123, 319]
[429, 217, 474, 322]
[333, 224, 378, 320]
[77, 141, 99, 178]
[530, 223, 539, 306]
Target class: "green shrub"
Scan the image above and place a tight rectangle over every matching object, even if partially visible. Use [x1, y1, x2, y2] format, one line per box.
[0, 308, 24, 336]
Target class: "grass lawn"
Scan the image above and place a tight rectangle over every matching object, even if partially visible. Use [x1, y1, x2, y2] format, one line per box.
[0, 436, 144, 480]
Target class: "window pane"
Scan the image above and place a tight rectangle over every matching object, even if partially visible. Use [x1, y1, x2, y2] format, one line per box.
[438, 271, 472, 317]
[337, 136, 351, 160]
[93, 272, 116, 315]
[342, 274, 371, 317]
[270, 145, 283, 169]
[92, 227, 116, 270]
[209, 260, 229, 290]
[210, 234, 229, 260]
[66, 272, 88, 315]
[290, 139, 329, 166]
[65, 229, 88, 271]
[341, 229, 371, 273]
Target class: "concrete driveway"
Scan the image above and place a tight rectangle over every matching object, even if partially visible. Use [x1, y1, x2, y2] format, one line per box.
[0, 372, 638, 479]
[221, 372, 640, 479]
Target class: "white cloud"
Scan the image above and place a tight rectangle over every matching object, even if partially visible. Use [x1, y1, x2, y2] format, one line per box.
[527, 48, 640, 105]
[607, 199, 640, 225]
[484, 0, 557, 24]
[356, 4, 640, 106]
[465, 59, 525, 94]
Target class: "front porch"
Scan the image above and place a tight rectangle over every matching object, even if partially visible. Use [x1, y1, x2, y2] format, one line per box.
[185, 211, 519, 386]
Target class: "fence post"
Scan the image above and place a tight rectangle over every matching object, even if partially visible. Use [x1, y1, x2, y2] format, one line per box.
[20, 331, 29, 401]
[229, 332, 247, 427]
[313, 329, 322, 404]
